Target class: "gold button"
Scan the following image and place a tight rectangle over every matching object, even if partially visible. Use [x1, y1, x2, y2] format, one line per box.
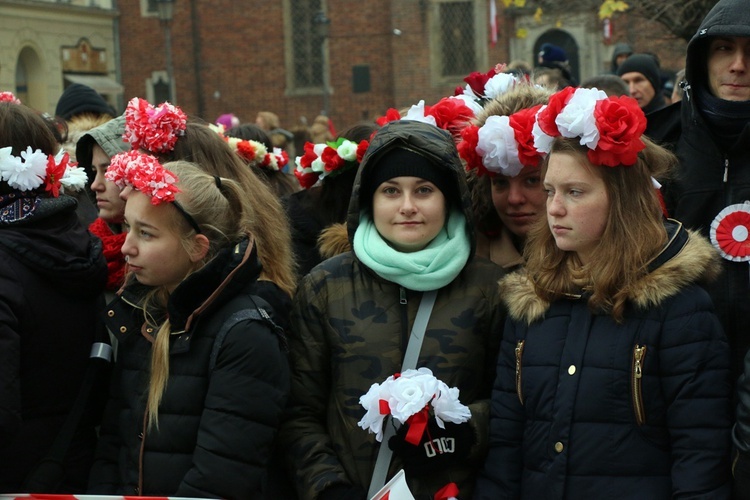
[554, 441, 564, 453]
[119, 326, 127, 333]
[107, 310, 115, 317]
[568, 365, 576, 375]
[146, 327, 154, 333]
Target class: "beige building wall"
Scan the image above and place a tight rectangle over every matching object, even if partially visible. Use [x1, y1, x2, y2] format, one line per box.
[0, 1, 118, 114]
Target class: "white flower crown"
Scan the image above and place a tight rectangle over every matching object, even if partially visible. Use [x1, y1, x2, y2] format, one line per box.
[0, 147, 86, 196]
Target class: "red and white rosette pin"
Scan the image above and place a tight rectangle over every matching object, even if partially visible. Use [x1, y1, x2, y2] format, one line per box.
[710, 203, 750, 262]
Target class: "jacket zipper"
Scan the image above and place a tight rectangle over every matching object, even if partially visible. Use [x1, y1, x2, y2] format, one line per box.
[632, 344, 647, 426]
[723, 157, 729, 184]
[515, 340, 525, 405]
[399, 287, 408, 353]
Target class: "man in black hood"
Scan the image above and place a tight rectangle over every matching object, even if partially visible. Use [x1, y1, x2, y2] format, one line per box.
[617, 53, 666, 113]
[647, 4, 750, 492]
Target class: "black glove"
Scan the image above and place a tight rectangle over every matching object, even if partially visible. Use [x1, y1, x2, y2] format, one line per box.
[388, 419, 475, 477]
[319, 483, 367, 500]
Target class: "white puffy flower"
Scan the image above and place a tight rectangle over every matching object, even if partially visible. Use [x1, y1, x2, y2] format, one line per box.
[0, 146, 47, 192]
[388, 368, 439, 424]
[451, 94, 484, 116]
[60, 165, 88, 193]
[357, 381, 393, 442]
[336, 140, 358, 162]
[404, 100, 437, 127]
[555, 87, 607, 149]
[460, 84, 480, 100]
[532, 105, 554, 154]
[477, 115, 523, 177]
[483, 73, 518, 99]
[431, 380, 471, 428]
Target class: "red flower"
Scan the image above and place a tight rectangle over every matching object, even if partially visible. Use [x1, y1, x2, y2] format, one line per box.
[321, 146, 345, 172]
[44, 152, 68, 197]
[589, 95, 646, 167]
[462, 67, 499, 97]
[536, 86, 576, 137]
[426, 97, 475, 137]
[236, 140, 258, 162]
[510, 105, 544, 167]
[457, 124, 490, 176]
[356, 140, 369, 163]
[299, 142, 319, 169]
[294, 168, 319, 189]
[376, 108, 401, 126]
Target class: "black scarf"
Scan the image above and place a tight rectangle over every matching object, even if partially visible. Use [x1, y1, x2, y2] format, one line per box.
[697, 85, 750, 151]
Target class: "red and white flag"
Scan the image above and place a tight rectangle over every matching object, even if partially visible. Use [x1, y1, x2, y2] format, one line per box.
[489, 0, 498, 46]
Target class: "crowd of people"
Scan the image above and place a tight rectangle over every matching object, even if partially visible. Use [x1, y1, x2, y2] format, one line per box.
[1, 0, 750, 498]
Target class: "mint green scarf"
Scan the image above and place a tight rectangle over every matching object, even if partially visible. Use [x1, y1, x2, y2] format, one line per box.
[352, 210, 471, 291]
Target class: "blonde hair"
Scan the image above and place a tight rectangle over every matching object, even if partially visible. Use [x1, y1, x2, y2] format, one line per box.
[155, 121, 297, 298]
[524, 136, 676, 322]
[143, 161, 292, 428]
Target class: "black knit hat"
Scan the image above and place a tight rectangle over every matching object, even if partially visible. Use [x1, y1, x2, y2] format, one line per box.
[617, 54, 662, 93]
[362, 147, 456, 208]
[55, 83, 116, 121]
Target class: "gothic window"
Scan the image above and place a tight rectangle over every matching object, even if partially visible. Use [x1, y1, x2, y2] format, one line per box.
[285, 0, 326, 92]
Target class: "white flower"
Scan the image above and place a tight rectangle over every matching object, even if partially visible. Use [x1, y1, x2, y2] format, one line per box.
[476, 115, 523, 177]
[388, 368, 439, 424]
[357, 381, 393, 442]
[460, 84, 480, 100]
[60, 165, 88, 193]
[404, 100, 437, 127]
[555, 87, 607, 149]
[336, 140, 358, 162]
[483, 73, 518, 99]
[532, 105, 554, 154]
[432, 380, 471, 428]
[451, 94, 484, 116]
[0, 146, 47, 192]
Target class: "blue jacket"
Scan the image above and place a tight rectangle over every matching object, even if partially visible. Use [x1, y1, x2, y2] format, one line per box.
[475, 223, 732, 499]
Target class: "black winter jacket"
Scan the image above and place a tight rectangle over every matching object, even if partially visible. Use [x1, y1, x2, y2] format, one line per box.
[88, 238, 290, 499]
[0, 195, 107, 493]
[475, 222, 732, 499]
[646, 0, 750, 385]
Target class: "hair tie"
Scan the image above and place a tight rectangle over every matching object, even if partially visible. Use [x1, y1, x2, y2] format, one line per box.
[214, 175, 222, 189]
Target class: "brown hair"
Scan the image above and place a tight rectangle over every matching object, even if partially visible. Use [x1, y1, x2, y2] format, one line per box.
[524, 136, 676, 321]
[145, 161, 284, 426]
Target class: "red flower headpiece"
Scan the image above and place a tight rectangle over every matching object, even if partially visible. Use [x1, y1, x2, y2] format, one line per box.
[458, 105, 544, 178]
[123, 97, 187, 154]
[225, 137, 289, 171]
[0, 92, 21, 105]
[532, 87, 646, 167]
[375, 97, 475, 139]
[293, 138, 369, 189]
[106, 150, 180, 205]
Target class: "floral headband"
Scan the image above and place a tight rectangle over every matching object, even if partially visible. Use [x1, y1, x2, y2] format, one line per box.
[225, 137, 289, 172]
[454, 64, 519, 110]
[532, 86, 647, 167]
[123, 97, 187, 154]
[458, 104, 544, 178]
[294, 138, 369, 189]
[0, 92, 21, 105]
[376, 97, 476, 139]
[107, 150, 180, 204]
[0, 147, 86, 196]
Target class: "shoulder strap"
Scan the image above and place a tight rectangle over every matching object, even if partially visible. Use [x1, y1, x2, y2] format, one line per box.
[208, 296, 285, 372]
[367, 289, 438, 499]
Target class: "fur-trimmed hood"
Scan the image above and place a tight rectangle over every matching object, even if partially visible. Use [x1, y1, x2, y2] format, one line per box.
[501, 222, 721, 325]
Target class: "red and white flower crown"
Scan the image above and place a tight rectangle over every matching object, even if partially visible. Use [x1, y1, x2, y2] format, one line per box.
[532, 86, 647, 167]
[123, 97, 187, 154]
[458, 104, 544, 178]
[106, 150, 180, 205]
[376, 97, 476, 139]
[225, 137, 289, 172]
[0, 91, 21, 105]
[294, 137, 369, 189]
[453, 63, 519, 111]
[0, 148, 86, 197]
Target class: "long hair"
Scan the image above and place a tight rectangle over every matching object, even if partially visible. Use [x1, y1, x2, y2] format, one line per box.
[524, 136, 676, 321]
[144, 161, 263, 427]
[152, 121, 297, 297]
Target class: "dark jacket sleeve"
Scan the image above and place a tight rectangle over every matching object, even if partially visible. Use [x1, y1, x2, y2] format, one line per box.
[473, 317, 524, 499]
[87, 358, 125, 494]
[176, 318, 290, 499]
[658, 287, 732, 498]
[0, 269, 23, 448]
[734, 353, 750, 453]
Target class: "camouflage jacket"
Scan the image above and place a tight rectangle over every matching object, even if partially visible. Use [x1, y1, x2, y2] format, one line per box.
[279, 120, 506, 499]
